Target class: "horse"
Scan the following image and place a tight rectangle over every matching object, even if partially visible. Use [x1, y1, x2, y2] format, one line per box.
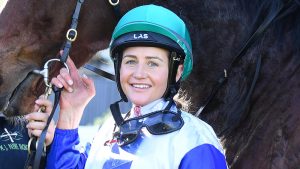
[0, 0, 299, 168]
[0, 0, 120, 116]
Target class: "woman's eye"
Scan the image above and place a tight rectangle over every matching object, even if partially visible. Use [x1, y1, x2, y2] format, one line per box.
[125, 60, 136, 65]
[148, 61, 159, 67]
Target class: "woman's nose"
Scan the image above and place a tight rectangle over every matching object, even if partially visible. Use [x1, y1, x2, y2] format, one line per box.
[133, 64, 147, 78]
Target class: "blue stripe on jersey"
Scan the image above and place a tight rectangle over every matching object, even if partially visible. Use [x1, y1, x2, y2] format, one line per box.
[179, 144, 227, 169]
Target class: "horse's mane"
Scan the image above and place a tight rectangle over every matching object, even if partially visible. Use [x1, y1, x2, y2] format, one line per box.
[242, 0, 300, 42]
[191, 0, 300, 137]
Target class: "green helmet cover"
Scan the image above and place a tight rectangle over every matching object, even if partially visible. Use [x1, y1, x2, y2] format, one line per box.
[110, 4, 193, 79]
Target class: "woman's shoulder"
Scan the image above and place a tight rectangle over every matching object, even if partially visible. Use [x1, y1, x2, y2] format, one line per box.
[180, 111, 215, 132]
[177, 111, 224, 152]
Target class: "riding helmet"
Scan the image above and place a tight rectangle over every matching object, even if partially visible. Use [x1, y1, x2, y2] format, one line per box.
[109, 4, 193, 101]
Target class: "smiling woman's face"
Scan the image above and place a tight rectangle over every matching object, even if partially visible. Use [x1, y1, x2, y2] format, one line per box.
[120, 46, 169, 106]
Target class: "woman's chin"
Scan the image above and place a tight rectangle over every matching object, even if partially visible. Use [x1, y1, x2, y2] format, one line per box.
[129, 97, 151, 106]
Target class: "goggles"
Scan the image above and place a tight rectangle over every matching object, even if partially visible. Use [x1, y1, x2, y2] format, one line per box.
[116, 109, 184, 146]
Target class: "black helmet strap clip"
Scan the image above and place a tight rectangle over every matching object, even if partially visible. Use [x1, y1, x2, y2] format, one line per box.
[164, 51, 183, 101]
[110, 99, 125, 126]
[113, 52, 128, 102]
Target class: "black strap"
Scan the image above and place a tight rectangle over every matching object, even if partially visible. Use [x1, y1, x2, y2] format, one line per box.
[83, 64, 115, 81]
[165, 52, 182, 101]
[110, 98, 176, 127]
[195, 0, 296, 117]
[24, 149, 35, 169]
[33, 87, 61, 169]
[219, 54, 261, 135]
[110, 99, 125, 126]
[108, 0, 122, 20]
[61, 0, 85, 63]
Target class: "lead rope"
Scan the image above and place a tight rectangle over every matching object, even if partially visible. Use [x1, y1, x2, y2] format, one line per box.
[24, 85, 52, 169]
[24, 59, 70, 169]
[24, 0, 85, 169]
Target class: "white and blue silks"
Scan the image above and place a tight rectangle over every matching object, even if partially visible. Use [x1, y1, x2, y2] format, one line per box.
[47, 99, 228, 169]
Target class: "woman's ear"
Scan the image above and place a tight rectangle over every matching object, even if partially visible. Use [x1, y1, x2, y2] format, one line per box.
[176, 64, 184, 82]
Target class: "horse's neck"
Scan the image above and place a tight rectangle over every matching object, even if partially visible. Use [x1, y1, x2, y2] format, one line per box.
[119, 0, 157, 13]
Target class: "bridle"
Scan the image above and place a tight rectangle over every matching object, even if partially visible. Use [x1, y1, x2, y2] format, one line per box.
[195, 0, 299, 135]
[23, 0, 122, 167]
[108, 0, 122, 19]
[24, 0, 84, 168]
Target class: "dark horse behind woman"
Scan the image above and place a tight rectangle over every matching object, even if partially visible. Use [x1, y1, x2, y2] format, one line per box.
[0, 0, 299, 168]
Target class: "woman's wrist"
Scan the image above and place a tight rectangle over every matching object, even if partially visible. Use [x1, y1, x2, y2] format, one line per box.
[56, 109, 84, 129]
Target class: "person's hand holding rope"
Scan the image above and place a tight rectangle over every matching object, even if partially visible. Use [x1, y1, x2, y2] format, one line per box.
[26, 95, 55, 146]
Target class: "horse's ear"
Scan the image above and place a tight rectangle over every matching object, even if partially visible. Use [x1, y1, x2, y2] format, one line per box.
[176, 64, 184, 82]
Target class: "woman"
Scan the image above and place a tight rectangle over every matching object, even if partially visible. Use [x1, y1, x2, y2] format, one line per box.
[47, 4, 228, 169]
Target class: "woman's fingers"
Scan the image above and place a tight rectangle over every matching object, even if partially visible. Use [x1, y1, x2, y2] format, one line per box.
[34, 95, 53, 113]
[66, 57, 79, 79]
[51, 67, 74, 92]
[28, 126, 54, 146]
[26, 112, 55, 146]
[27, 120, 46, 130]
[50, 58, 80, 93]
[81, 74, 96, 97]
[57, 74, 73, 92]
[26, 112, 49, 123]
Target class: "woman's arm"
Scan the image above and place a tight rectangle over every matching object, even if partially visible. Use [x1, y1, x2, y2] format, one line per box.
[46, 56, 96, 168]
[179, 144, 228, 169]
[46, 128, 89, 169]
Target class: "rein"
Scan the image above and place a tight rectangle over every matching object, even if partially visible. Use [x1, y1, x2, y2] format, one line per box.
[195, 0, 299, 135]
[24, 0, 85, 168]
[108, 0, 122, 19]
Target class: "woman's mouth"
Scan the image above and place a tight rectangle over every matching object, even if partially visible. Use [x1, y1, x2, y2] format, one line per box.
[131, 84, 151, 89]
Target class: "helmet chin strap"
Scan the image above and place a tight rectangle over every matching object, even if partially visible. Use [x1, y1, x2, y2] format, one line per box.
[112, 52, 128, 102]
[163, 51, 183, 101]
[113, 51, 183, 102]
[110, 98, 176, 127]
[110, 99, 125, 126]
[110, 51, 183, 126]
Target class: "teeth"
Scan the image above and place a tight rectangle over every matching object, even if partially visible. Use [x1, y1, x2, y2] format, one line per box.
[132, 84, 150, 89]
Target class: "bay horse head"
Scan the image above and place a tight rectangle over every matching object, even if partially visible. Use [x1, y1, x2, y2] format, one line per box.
[0, 0, 135, 117]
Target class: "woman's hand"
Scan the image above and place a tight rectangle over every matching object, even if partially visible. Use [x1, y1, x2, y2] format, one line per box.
[51, 57, 95, 129]
[26, 95, 55, 146]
